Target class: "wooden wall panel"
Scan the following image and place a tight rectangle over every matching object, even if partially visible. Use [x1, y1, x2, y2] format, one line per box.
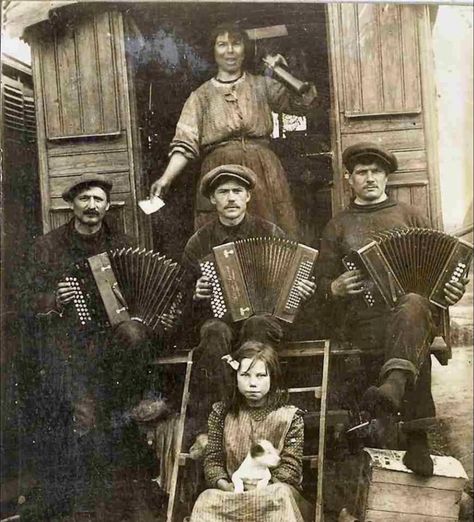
[31, 9, 145, 242]
[38, 11, 121, 140]
[338, 3, 421, 117]
[327, 4, 440, 226]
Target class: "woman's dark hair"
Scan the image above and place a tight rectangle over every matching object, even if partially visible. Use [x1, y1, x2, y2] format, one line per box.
[226, 341, 288, 413]
[208, 22, 253, 67]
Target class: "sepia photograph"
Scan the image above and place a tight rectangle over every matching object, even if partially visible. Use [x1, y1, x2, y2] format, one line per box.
[1, 1, 472, 521]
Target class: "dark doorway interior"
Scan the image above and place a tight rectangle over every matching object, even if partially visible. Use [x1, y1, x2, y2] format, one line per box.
[127, 2, 333, 260]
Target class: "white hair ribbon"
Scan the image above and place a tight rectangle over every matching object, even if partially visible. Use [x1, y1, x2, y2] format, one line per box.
[221, 354, 240, 371]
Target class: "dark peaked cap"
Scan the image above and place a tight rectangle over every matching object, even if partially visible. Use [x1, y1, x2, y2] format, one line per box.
[62, 173, 113, 201]
[200, 164, 257, 198]
[343, 142, 398, 174]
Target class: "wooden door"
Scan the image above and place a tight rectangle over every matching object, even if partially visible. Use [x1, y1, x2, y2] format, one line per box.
[29, 8, 148, 243]
[327, 3, 442, 228]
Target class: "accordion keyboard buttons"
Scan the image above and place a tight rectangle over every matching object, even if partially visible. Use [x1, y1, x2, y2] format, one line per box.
[67, 276, 92, 324]
[200, 261, 227, 319]
[286, 260, 313, 310]
[451, 262, 466, 283]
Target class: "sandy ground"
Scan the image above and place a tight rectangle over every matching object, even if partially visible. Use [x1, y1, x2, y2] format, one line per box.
[432, 345, 473, 482]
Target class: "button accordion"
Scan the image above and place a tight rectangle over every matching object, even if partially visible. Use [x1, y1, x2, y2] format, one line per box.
[66, 247, 186, 331]
[200, 238, 318, 323]
[343, 228, 473, 309]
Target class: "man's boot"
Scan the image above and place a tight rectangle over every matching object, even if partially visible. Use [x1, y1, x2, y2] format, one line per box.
[361, 369, 409, 417]
[403, 430, 434, 477]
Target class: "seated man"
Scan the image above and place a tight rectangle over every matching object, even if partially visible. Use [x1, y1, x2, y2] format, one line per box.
[316, 143, 467, 476]
[19, 174, 167, 521]
[181, 164, 316, 441]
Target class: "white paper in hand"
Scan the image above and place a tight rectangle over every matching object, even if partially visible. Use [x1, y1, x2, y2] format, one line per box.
[139, 196, 165, 215]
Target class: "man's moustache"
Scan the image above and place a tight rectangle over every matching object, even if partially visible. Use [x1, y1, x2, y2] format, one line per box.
[84, 211, 100, 216]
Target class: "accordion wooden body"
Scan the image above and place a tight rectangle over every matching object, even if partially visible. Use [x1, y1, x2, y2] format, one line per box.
[200, 238, 318, 323]
[65, 247, 186, 331]
[343, 228, 473, 310]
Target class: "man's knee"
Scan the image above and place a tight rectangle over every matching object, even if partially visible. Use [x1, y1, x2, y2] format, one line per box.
[398, 292, 430, 311]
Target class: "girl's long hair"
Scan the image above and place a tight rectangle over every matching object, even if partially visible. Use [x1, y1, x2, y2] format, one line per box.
[226, 341, 288, 414]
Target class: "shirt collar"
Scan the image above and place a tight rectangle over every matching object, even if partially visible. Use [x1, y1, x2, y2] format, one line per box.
[212, 214, 252, 244]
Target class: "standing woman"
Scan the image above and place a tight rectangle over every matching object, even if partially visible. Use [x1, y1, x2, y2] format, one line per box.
[150, 23, 318, 239]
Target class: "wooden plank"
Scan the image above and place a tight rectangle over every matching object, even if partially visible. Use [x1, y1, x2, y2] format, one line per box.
[32, 42, 53, 232]
[49, 173, 131, 197]
[340, 4, 362, 113]
[371, 468, 466, 491]
[165, 349, 194, 522]
[39, 38, 62, 138]
[315, 339, 330, 522]
[96, 11, 121, 133]
[396, 149, 426, 172]
[357, 3, 381, 114]
[365, 509, 457, 521]
[48, 150, 130, 176]
[342, 116, 423, 134]
[410, 185, 430, 216]
[417, 5, 443, 230]
[400, 5, 422, 111]
[47, 139, 128, 154]
[340, 128, 425, 151]
[55, 24, 82, 137]
[367, 482, 461, 518]
[380, 4, 403, 112]
[75, 15, 103, 135]
[389, 186, 411, 205]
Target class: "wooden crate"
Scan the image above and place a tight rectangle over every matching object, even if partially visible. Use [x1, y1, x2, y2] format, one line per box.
[355, 448, 468, 521]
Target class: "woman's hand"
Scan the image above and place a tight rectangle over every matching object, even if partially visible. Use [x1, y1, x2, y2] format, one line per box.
[216, 479, 234, 492]
[194, 276, 212, 301]
[149, 152, 189, 198]
[331, 270, 365, 298]
[263, 53, 288, 69]
[150, 177, 170, 199]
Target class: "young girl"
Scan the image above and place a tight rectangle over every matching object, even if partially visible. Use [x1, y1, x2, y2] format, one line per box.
[189, 341, 313, 522]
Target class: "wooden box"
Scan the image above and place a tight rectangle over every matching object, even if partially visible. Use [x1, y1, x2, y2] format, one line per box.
[355, 448, 468, 521]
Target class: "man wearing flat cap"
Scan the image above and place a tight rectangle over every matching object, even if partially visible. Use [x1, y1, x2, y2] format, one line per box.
[182, 164, 315, 443]
[316, 142, 467, 476]
[19, 174, 160, 520]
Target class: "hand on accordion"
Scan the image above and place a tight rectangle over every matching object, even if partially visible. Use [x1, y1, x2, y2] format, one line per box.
[331, 270, 365, 298]
[194, 276, 212, 301]
[159, 311, 182, 332]
[56, 281, 76, 307]
[295, 276, 317, 303]
[444, 276, 469, 306]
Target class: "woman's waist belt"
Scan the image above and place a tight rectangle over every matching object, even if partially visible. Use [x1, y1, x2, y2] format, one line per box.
[203, 136, 270, 155]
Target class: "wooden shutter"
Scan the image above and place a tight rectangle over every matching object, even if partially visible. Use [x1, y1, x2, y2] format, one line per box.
[327, 3, 442, 228]
[30, 9, 148, 243]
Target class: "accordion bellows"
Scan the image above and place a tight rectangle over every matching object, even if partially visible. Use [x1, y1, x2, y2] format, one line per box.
[200, 237, 318, 323]
[68, 247, 185, 331]
[343, 228, 473, 309]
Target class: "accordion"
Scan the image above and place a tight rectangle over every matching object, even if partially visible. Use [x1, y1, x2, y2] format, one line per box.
[65, 247, 186, 331]
[343, 228, 473, 310]
[200, 238, 318, 323]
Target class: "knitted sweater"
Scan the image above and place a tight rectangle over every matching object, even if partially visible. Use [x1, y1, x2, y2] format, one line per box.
[316, 198, 429, 324]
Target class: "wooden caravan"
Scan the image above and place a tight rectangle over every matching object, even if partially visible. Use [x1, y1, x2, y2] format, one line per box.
[4, 2, 443, 252]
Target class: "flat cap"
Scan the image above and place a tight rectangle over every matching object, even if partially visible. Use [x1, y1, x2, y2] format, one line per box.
[343, 142, 398, 174]
[62, 173, 113, 201]
[200, 164, 257, 198]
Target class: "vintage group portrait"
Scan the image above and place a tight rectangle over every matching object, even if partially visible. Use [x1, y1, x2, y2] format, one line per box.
[1, 1, 472, 521]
